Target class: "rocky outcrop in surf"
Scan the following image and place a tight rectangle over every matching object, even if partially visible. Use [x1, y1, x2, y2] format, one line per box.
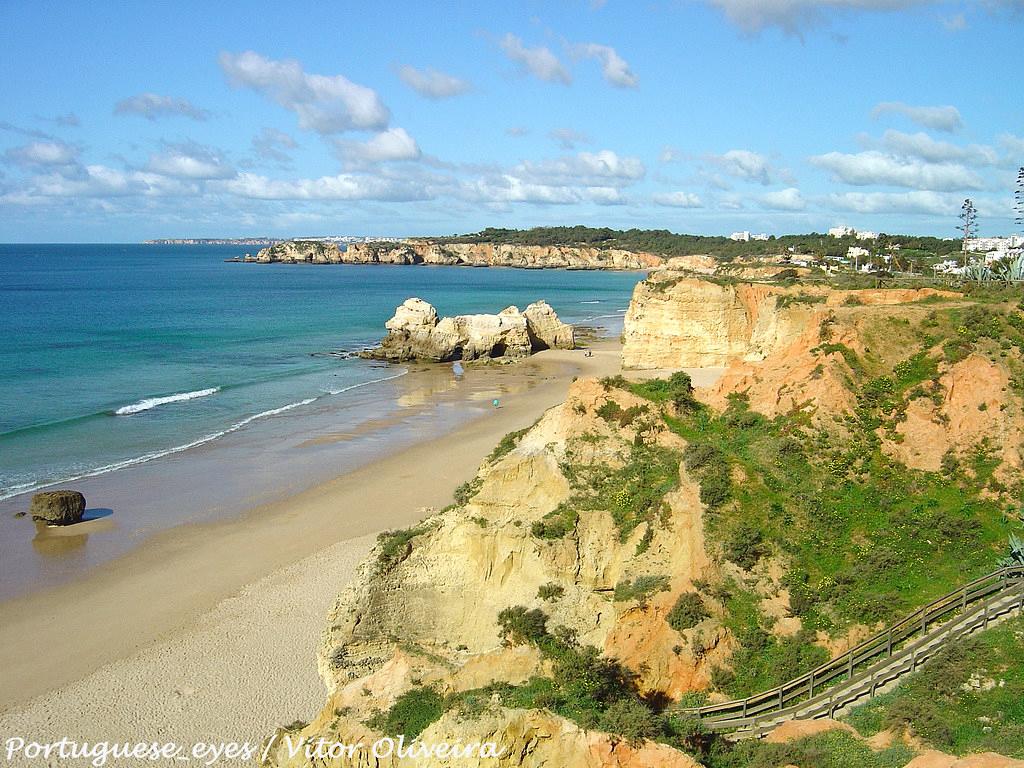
[362, 299, 574, 362]
[255, 240, 662, 270]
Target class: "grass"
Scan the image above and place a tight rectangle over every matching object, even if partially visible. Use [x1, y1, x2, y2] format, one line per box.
[844, 615, 1024, 758]
[705, 729, 915, 768]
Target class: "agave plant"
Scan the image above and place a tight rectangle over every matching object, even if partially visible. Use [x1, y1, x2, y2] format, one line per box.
[963, 261, 993, 282]
[998, 532, 1024, 568]
[990, 253, 1024, 285]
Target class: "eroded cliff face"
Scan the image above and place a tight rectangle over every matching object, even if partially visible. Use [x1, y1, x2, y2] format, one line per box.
[255, 240, 663, 270]
[264, 379, 724, 767]
[621, 274, 825, 369]
[622, 270, 958, 370]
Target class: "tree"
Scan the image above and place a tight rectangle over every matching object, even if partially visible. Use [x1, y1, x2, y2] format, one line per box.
[957, 198, 978, 268]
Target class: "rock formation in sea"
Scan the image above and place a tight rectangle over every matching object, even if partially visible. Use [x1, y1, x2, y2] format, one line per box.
[255, 239, 662, 270]
[362, 299, 575, 362]
[29, 490, 85, 525]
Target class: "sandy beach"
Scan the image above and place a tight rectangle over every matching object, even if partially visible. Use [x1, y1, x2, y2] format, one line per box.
[0, 344, 628, 756]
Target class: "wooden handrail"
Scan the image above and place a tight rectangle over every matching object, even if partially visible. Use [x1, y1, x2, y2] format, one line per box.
[681, 566, 1024, 727]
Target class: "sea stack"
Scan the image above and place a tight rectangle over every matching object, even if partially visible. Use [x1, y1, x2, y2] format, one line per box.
[29, 490, 86, 525]
[363, 298, 575, 362]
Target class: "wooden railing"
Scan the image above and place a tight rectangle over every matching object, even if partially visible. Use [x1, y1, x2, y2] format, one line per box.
[679, 566, 1024, 735]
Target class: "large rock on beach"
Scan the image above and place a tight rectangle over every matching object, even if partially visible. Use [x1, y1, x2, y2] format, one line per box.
[364, 298, 573, 362]
[524, 299, 575, 350]
[29, 490, 86, 525]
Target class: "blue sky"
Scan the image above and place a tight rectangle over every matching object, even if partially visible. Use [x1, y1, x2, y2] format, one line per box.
[1, 0, 1021, 242]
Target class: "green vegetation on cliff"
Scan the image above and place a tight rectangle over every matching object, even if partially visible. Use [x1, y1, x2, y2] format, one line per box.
[435, 226, 963, 262]
[844, 614, 1024, 758]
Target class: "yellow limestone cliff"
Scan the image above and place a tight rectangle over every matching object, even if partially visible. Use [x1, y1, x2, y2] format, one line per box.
[621, 270, 958, 370]
[256, 240, 663, 270]
[264, 379, 720, 767]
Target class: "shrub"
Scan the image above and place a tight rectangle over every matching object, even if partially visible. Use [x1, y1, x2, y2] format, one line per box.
[683, 442, 721, 471]
[366, 686, 444, 739]
[724, 519, 768, 570]
[667, 592, 709, 632]
[613, 574, 670, 603]
[538, 583, 565, 602]
[699, 468, 733, 509]
[497, 606, 548, 646]
[453, 477, 483, 505]
[487, 427, 528, 463]
[598, 698, 660, 743]
[531, 503, 578, 539]
[376, 526, 428, 574]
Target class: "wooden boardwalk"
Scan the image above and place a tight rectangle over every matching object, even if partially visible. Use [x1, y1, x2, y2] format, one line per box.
[679, 566, 1024, 738]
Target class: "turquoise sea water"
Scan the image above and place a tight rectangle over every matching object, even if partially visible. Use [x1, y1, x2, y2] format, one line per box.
[0, 243, 642, 504]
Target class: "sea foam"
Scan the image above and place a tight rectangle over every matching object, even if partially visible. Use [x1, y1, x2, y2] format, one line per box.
[115, 387, 220, 416]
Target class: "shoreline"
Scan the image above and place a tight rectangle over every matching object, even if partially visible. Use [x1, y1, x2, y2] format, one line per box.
[0, 343, 623, 728]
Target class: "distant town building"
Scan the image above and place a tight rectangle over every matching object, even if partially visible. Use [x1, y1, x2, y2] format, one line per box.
[966, 235, 1024, 256]
[751, 233, 770, 241]
[729, 231, 751, 242]
[847, 246, 869, 259]
[828, 225, 879, 240]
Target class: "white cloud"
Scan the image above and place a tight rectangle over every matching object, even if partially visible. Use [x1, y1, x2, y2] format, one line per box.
[871, 101, 963, 132]
[219, 172, 427, 201]
[5, 140, 79, 166]
[810, 150, 983, 190]
[5, 164, 197, 202]
[506, 126, 530, 137]
[827, 190, 956, 214]
[548, 128, 591, 150]
[147, 143, 235, 179]
[711, 149, 773, 184]
[219, 51, 390, 134]
[999, 133, 1024, 158]
[457, 175, 623, 206]
[707, 0, 928, 35]
[251, 128, 297, 164]
[878, 129, 998, 166]
[114, 93, 210, 121]
[398, 65, 471, 99]
[573, 43, 638, 88]
[517, 149, 645, 186]
[659, 146, 682, 164]
[499, 34, 571, 85]
[653, 191, 703, 207]
[942, 12, 967, 30]
[759, 187, 806, 210]
[339, 127, 422, 164]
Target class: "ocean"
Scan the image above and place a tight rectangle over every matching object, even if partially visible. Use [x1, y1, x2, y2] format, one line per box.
[0, 243, 644, 597]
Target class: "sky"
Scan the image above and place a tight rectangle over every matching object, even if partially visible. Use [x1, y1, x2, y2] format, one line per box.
[0, 0, 1021, 242]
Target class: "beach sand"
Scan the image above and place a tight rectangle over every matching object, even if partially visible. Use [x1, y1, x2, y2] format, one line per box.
[0, 344, 634, 756]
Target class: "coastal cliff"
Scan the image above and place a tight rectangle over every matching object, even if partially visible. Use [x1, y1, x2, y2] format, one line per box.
[622, 270, 957, 369]
[268, 276, 1024, 767]
[255, 239, 662, 270]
